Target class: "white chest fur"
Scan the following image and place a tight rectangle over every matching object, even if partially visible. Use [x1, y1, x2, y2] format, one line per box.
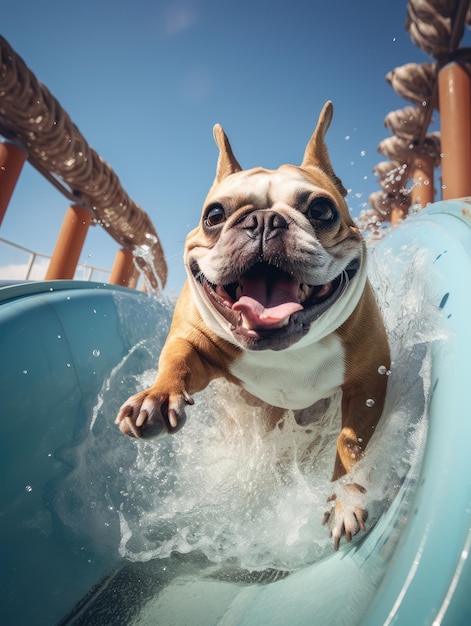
[229, 333, 345, 410]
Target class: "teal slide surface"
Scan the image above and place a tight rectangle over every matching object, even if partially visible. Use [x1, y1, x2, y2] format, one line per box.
[1, 200, 471, 625]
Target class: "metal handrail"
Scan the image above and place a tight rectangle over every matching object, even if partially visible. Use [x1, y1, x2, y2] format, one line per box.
[0, 237, 110, 282]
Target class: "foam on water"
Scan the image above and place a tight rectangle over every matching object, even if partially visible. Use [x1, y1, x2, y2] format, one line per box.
[116, 382, 341, 569]
[49, 242, 447, 574]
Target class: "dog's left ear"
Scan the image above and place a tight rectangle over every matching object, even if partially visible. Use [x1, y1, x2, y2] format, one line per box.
[212, 124, 242, 184]
[301, 101, 348, 198]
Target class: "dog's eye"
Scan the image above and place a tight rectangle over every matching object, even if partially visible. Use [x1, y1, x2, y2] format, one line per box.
[204, 204, 226, 227]
[307, 198, 337, 222]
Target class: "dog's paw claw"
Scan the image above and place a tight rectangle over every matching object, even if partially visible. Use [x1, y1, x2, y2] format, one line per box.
[136, 409, 149, 428]
[322, 484, 368, 550]
[115, 389, 193, 439]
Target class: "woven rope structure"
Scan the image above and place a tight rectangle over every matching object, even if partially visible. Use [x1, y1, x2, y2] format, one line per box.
[364, 0, 471, 227]
[405, 0, 471, 58]
[0, 35, 167, 290]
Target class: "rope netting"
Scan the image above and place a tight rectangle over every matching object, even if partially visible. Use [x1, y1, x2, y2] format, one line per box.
[2, 3, 470, 261]
[0, 35, 167, 290]
[360, 0, 471, 232]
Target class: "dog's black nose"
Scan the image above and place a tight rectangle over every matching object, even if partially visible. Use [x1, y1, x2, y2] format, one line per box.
[241, 210, 288, 240]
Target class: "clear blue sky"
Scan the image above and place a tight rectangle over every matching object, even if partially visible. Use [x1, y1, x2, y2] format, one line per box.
[1, 0, 451, 295]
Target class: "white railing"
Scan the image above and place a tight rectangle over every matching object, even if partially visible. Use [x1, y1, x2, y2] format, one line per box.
[0, 237, 111, 283]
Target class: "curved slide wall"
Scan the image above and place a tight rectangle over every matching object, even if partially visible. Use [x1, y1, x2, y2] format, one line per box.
[1, 200, 471, 625]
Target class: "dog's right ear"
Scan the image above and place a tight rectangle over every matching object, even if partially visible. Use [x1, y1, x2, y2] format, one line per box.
[301, 101, 348, 198]
[212, 124, 242, 184]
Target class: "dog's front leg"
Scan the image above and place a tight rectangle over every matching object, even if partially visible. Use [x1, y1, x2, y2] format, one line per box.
[322, 375, 388, 549]
[115, 283, 240, 438]
[115, 334, 210, 438]
[321, 283, 390, 549]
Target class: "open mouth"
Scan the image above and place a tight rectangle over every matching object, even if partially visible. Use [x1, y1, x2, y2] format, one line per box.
[191, 258, 360, 345]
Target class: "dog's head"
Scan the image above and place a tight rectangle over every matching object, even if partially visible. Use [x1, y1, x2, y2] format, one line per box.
[185, 102, 367, 351]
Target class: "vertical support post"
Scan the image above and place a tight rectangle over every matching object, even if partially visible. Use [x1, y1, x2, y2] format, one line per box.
[390, 205, 407, 227]
[45, 204, 92, 280]
[411, 155, 435, 208]
[0, 141, 27, 228]
[109, 248, 139, 288]
[438, 61, 471, 200]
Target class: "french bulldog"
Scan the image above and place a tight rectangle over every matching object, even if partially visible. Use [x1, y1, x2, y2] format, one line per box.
[115, 102, 390, 550]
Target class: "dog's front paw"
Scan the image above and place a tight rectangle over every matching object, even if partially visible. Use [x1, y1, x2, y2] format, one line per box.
[322, 483, 368, 551]
[115, 388, 194, 439]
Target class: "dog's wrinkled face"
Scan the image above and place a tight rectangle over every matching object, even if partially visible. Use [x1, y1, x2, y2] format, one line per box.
[185, 102, 365, 351]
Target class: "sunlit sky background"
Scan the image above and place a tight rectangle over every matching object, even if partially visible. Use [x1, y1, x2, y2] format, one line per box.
[1, 1, 465, 295]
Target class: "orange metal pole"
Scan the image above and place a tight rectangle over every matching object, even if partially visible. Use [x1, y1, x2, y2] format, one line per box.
[390, 205, 407, 227]
[45, 204, 92, 280]
[0, 141, 27, 228]
[438, 61, 471, 200]
[109, 248, 139, 288]
[411, 155, 435, 209]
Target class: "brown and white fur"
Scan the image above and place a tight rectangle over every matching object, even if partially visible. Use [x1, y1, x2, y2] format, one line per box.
[115, 102, 390, 550]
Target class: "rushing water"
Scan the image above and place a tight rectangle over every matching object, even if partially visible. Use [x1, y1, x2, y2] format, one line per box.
[49, 240, 447, 589]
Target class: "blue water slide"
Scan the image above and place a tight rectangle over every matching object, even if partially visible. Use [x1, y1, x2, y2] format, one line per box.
[1, 199, 471, 625]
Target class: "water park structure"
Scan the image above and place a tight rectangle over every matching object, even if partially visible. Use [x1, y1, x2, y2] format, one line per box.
[1, 2, 471, 624]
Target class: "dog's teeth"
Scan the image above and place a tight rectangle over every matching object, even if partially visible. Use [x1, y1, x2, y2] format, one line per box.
[241, 313, 251, 330]
[299, 284, 314, 303]
[316, 282, 332, 298]
[215, 284, 233, 306]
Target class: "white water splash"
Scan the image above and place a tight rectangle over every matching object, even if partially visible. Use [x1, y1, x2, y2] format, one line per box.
[50, 242, 447, 574]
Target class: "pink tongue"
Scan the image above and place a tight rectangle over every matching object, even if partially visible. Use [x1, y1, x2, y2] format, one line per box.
[232, 273, 303, 330]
